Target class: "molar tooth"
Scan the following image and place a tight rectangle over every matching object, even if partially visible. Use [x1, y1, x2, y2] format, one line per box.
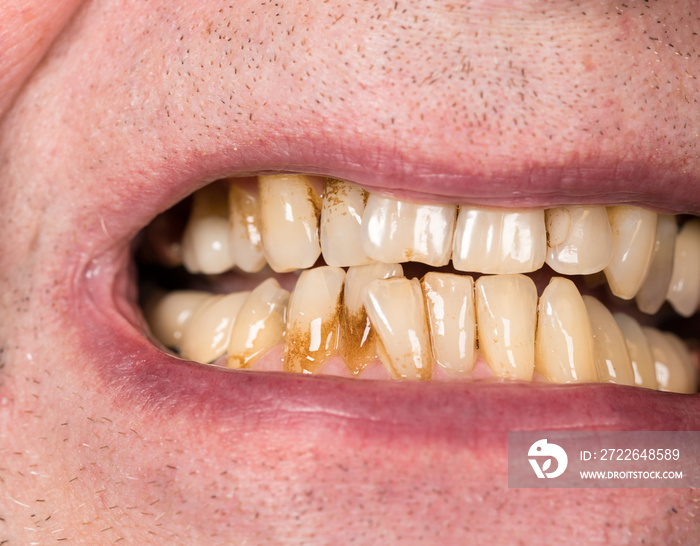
[643, 328, 697, 394]
[422, 272, 476, 377]
[545, 206, 613, 275]
[363, 277, 432, 380]
[603, 207, 657, 300]
[258, 174, 322, 273]
[452, 208, 546, 274]
[635, 214, 677, 315]
[284, 266, 345, 374]
[613, 313, 658, 389]
[582, 296, 636, 386]
[227, 279, 289, 369]
[535, 277, 598, 383]
[475, 274, 537, 381]
[228, 181, 267, 273]
[320, 179, 373, 267]
[145, 290, 210, 350]
[666, 218, 700, 317]
[361, 194, 456, 266]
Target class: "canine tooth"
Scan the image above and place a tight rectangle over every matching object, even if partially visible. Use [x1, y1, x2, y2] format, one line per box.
[145, 290, 210, 349]
[284, 266, 345, 373]
[452, 208, 546, 274]
[180, 291, 250, 364]
[342, 263, 403, 375]
[475, 274, 537, 380]
[613, 313, 658, 389]
[582, 296, 635, 386]
[228, 182, 267, 273]
[227, 279, 289, 369]
[422, 272, 476, 376]
[535, 277, 598, 383]
[320, 179, 373, 267]
[636, 214, 677, 315]
[361, 194, 456, 266]
[666, 218, 700, 317]
[603, 207, 657, 299]
[545, 206, 613, 275]
[258, 174, 322, 273]
[363, 277, 432, 380]
[644, 328, 697, 394]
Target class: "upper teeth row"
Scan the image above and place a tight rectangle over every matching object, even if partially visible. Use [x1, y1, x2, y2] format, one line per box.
[178, 174, 700, 318]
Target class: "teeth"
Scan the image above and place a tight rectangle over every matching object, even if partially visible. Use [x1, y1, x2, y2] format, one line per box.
[284, 266, 345, 373]
[258, 174, 322, 273]
[452, 208, 546, 274]
[341, 263, 404, 375]
[535, 277, 598, 383]
[666, 218, 700, 317]
[603, 207, 658, 300]
[227, 279, 290, 369]
[361, 194, 456, 266]
[422, 272, 476, 376]
[320, 179, 373, 267]
[228, 181, 267, 273]
[582, 296, 636, 386]
[635, 214, 677, 315]
[545, 206, 613, 275]
[613, 313, 659, 389]
[179, 291, 250, 364]
[363, 277, 432, 380]
[181, 184, 236, 274]
[643, 328, 697, 394]
[145, 290, 210, 349]
[474, 274, 537, 380]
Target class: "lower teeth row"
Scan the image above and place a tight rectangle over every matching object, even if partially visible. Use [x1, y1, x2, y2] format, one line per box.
[144, 267, 697, 394]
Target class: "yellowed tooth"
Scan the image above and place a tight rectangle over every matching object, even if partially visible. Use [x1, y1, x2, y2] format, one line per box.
[284, 266, 345, 374]
[603, 207, 657, 300]
[613, 313, 658, 389]
[643, 328, 697, 394]
[258, 174, 322, 273]
[475, 274, 537, 380]
[228, 181, 267, 273]
[545, 206, 613, 275]
[422, 272, 476, 377]
[636, 214, 677, 315]
[452, 208, 546, 274]
[320, 179, 373, 267]
[361, 194, 456, 266]
[227, 279, 290, 369]
[363, 277, 432, 380]
[664, 333, 698, 394]
[666, 218, 700, 317]
[341, 263, 404, 375]
[179, 291, 250, 364]
[145, 290, 210, 350]
[582, 296, 636, 386]
[535, 277, 598, 383]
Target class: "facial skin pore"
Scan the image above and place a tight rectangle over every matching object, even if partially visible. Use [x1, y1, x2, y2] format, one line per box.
[1, 1, 699, 543]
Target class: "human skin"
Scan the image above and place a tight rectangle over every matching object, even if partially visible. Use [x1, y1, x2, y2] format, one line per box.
[1, 0, 699, 543]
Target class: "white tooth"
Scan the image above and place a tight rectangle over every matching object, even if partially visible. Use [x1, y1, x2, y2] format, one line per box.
[666, 218, 700, 317]
[613, 313, 658, 389]
[181, 185, 236, 274]
[474, 274, 537, 380]
[227, 279, 289, 369]
[228, 181, 267, 273]
[545, 206, 613, 275]
[341, 263, 404, 375]
[535, 277, 598, 383]
[320, 179, 373, 267]
[452, 208, 546, 274]
[422, 272, 476, 376]
[284, 266, 345, 373]
[582, 296, 636, 386]
[363, 277, 432, 380]
[603, 207, 657, 300]
[179, 291, 250, 364]
[361, 194, 456, 266]
[636, 214, 677, 315]
[643, 328, 697, 394]
[145, 290, 210, 349]
[258, 174, 322, 273]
